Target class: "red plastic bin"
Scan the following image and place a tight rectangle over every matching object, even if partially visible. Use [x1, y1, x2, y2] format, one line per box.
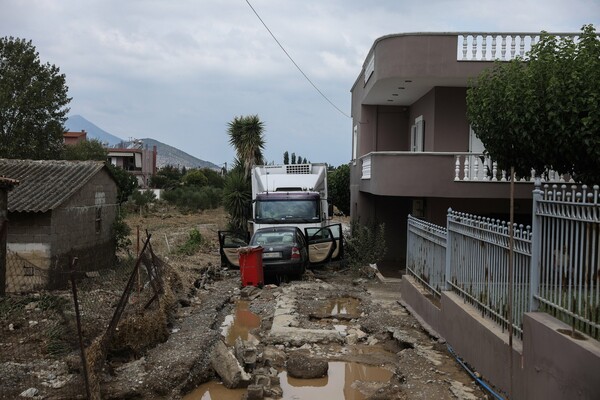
[238, 246, 264, 287]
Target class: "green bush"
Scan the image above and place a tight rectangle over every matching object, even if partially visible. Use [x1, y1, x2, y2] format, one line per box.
[177, 228, 204, 255]
[345, 220, 386, 268]
[112, 210, 132, 252]
[162, 186, 222, 212]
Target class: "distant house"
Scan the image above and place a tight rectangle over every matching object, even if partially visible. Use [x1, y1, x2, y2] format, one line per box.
[107, 143, 157, 188]
[63, 130, 88, 145]
[0, 159, 118, 292]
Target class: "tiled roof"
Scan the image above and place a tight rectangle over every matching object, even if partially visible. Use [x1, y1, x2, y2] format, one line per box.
[0, 159, 108, 212]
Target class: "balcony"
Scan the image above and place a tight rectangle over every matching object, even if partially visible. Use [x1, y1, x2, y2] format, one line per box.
[358, 152, 571, 199]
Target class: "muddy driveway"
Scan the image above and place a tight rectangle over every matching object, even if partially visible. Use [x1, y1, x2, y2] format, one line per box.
[100, 272, 487, 398]
[91, 207, 486, 399]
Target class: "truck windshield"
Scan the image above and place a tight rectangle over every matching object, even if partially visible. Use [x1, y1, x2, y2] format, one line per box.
[255, 199, 320, 222]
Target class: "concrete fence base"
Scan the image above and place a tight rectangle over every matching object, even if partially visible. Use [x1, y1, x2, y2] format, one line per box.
[400, 275, 600, 400]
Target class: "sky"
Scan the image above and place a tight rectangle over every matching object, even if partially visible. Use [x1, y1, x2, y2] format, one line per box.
[2, 0, 598, 168]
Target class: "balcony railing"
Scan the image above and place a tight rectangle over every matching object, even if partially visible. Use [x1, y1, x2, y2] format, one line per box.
[454, 154, 574, 183]
[360, 152, 574, 184]
[457, 32, 579, 61]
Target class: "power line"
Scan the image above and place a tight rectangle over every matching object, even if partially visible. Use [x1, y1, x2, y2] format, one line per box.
[245, 0, 351, 119]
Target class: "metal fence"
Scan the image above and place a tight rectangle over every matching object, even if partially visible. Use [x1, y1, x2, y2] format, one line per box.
[0, 232, 174, 399]
[533, 184, 600, 338]
[406, 215, 447, 297]
[406, 182, 600, 340]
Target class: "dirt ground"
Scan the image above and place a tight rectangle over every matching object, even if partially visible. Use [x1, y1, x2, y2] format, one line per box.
[1, 205, 490, 399]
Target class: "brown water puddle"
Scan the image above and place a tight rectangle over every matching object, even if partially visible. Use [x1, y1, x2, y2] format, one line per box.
[323, 297, 361, 318]
[219, 300, 261, 346]
[280, 361, 393, 399]
[182, 381, 245, 400]
[184, 361, 393, 400]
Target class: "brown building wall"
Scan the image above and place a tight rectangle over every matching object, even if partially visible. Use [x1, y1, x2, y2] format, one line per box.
[409, 89, 435, 151]
[432, 87, 470, 152]
[375, 106, 409, 151]
[52, 168, 118, 275]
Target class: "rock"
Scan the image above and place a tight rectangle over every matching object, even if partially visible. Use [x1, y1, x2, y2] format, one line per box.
[286, 353, 328, 379]
[346, 333, 358, 345]
[262, 346, 286, 368]
[246, 384, 264, 400]
[19, 388, 38, 397]
[210, 340, 252, 389]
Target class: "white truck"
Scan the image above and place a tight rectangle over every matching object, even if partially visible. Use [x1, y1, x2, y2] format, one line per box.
[218, 163, 344, 269]
[250, 163, 329, 232]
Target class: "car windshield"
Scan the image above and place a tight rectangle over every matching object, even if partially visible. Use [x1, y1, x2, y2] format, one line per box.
[255, 200, 319, 221]
[251, 231, 295, 246]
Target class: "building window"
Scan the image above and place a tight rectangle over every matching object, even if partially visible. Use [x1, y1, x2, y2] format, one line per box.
[23, 266, 34, 277]
[95, 206, 102, 234]
[411, 116, 424, 152]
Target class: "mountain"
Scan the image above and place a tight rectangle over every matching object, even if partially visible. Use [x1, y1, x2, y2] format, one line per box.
[66, 115, 123, 146]
[138, 138, 220, 170]
[66, 115, 220, 170]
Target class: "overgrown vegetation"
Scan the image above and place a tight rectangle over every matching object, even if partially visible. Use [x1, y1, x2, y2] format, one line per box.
[177, 228, 204, 255]
[162, 186, 222, 212]
[112, 209, 132, 252]
[345, 220, 387, 268]
[222, 171, 252, 234]
[129, 189, 157, 215]
[328, 164, 350, 216]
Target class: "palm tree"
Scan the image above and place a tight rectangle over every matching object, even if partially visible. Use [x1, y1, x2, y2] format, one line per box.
[227, 115, 265, 179]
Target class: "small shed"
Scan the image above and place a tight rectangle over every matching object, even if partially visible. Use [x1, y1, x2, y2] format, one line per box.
[0, 159, 119, 292]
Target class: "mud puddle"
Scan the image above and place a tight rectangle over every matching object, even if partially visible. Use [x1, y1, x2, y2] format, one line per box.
[182, 381, 245, 400]
[219, 300, 261, 346]
[324, 297, 361, 317]
[280, 361, 392, 399]
[185, 361, 393, 400]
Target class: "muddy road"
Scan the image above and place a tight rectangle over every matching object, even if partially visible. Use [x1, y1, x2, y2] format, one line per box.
[0, 206, 488, 399]
[107, 207, 488, 400]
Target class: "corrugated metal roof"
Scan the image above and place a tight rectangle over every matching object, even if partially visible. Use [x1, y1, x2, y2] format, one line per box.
[0, 159, 108, 212]
[0, 176, 19, 189]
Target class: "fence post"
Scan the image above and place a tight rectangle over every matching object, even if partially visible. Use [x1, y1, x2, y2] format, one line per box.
[445, 208, 452, 291]
[529, 179, 543, 312]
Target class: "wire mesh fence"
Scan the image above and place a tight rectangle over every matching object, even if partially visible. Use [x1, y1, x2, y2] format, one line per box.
[0, 233, 175, 399]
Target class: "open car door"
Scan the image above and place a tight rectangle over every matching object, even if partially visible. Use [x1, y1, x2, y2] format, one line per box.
[304, 227, 337, 265]
[218, 231, 248, 268]
[323, 223, 344, 261]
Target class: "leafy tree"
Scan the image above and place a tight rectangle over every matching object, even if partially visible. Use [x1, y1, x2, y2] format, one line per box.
[227, 115, 265, 178]
[291, 152, 296, 164]
[467, 25, 600, 183]
[62, 138, 107, 161]
[108, 164, 139, 204]
[150, 165, 182, 189]
[182, 169, 208, 187]
[0, 37, 71, 159]
[202, 167, 225, 188]
[283, 151, 289, 165]
[328, 164, 350, 215]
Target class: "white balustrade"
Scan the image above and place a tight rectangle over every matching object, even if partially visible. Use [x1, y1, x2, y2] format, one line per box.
[457, 33, 578, 61]
[361, 156, 371, 180]
[454, 154, 575, 183]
